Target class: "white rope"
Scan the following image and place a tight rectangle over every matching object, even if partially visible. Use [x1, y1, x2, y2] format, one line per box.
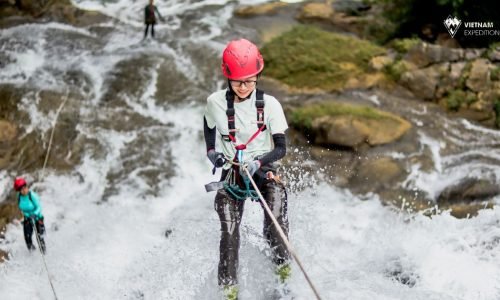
[32, 92, 68, 300]
[243, 167, 323, 300]
[31, 220, 58, 300]
[40, 93, 69, 180]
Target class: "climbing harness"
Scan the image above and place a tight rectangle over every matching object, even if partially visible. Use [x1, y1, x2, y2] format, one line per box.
[222, 161, 259, 201]
[242, 167, 323, 300]
[221, 89, 267, 201]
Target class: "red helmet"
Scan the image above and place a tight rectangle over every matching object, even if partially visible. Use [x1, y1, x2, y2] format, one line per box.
[13, 177, 27, 191]
[221, 39, 264, 80]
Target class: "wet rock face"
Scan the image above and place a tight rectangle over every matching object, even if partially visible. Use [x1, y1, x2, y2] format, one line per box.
[0, 249, 7, 262]
[437, 178, 500, 204]
[0, 118, 17, 172]
[0, 86, 83, 173]
[0, 202, 22, 239]
[350, 157, 406, 195]
[13, 0, 47, 12]
[1, 0, 58, 18]
[0, 120, 16, 141]
[0, 0, 108, 27]
[0, 85, 27, 170]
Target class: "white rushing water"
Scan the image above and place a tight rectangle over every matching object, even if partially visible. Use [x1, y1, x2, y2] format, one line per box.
[1, 1, 500, 299]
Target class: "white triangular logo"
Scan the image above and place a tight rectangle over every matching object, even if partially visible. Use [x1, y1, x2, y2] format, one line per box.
[444, 15, 462, 38]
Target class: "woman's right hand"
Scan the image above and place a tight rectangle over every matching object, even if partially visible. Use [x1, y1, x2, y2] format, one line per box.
[207, 149, 226, 168]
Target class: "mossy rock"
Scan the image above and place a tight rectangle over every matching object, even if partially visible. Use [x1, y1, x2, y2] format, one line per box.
[234, 2, 287, 17]
[388, 38, 421, 54]
[384, 59, 410, 81]
[290, 101, 411, 148]
[297, 2, 334, 20]
[261, 25, 386, 92]
[291, 101, 387, 129]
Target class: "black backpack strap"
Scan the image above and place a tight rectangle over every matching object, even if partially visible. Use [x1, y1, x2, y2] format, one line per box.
[225, 89, 237, 143]
[255, 89, 266, 131]
[18, 191, 34, 205]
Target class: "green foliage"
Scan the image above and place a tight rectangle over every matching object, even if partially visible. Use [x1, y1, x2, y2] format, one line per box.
[494, 99, 500, 128]
[384, 60, 408, 81]
[261, 26, 386, 91]
[445, 90, 475, 111]
[490, 42, 500, 49]
[389, 38, 421, 54]
[490, 67, 500, 81]
[222, 285, 238, 300]
[290, 102, 388, 129]
[457, 62, 472, 89]
[436, 0, 464, 14]
[275, 263, 292, 283]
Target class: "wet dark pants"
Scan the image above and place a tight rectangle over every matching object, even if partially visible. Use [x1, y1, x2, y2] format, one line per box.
[144, 23, 155, 38]
[23, 218, 45, 250]
[215, 177, 289, 286]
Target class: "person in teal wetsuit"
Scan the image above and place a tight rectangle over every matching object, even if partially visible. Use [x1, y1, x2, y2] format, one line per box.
[14, 177, 46, 253]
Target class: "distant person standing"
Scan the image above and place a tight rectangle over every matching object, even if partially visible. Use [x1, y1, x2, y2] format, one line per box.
[144, 0, 163, 39]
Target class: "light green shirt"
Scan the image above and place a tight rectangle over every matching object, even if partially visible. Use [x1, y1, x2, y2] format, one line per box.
[204, 89, 288, 168]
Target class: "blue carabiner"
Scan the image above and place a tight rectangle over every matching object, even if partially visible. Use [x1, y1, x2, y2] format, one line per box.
[237, 149, 243, 163]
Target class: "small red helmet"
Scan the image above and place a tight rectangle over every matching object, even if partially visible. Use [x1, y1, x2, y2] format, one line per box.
[14, 177, 27, 191]
[221, 39, 264, 80]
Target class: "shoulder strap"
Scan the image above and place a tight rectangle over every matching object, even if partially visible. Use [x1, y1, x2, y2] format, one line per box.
[225, 89, 267, 143]
[255, 89, 265, 130]
[18, 192, 34, 205]
[225, 90, 236, 143]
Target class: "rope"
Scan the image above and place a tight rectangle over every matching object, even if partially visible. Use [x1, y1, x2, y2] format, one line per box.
[31, 220, 58, 300]
[40, 93, 69, 180]
[242, 167, 323, 300]
[222, 168, 259, 201]
[32, 92, 68, 300]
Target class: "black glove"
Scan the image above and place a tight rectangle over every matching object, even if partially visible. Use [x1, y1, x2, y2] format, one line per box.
[207, 149, 226, 174]
[207, 150, 225, 167]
